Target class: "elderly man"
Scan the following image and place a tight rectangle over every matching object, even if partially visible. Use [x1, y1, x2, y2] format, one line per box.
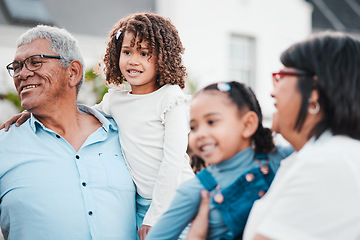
[0, 25, 136, 239]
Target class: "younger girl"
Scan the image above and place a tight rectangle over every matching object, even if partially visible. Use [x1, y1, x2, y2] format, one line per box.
[95, 12, 194, 239]
[146, 81, 293, 240]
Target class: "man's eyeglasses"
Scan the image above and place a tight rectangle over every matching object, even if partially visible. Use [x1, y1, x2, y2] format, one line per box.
[6, 54, 62, 77]
[272, 70, 311, 87]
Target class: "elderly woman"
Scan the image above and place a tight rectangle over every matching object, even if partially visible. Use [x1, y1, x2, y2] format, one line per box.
[186, 32, 360, 240]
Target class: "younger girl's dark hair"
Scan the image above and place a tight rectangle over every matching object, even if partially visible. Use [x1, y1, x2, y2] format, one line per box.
[187, 146, 207, 173]
[202, 81, 275, 154]
[103, 12, 187, 89]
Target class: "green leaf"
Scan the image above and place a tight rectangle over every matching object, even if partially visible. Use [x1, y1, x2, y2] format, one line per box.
[5, 92, 22, 111]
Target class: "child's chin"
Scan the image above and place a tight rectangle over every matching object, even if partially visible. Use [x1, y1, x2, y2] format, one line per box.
[205, 158, 224, 166]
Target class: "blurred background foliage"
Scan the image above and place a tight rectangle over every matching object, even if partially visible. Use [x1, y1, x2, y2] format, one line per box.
[84, 67, 108, 104]
[3, 92, 22, 111]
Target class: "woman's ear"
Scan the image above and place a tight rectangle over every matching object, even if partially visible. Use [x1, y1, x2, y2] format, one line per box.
[67, 60, 83, 88]
[308, 89, 321, 115]
[309, 88, 319, 103]
[241, 111, 259, 138]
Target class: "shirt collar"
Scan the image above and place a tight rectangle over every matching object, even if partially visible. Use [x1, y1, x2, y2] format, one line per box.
[29, 104, 117, 133]
[78, 104, 117, 132]
[280, 130, 332, 168]
[209, 147, 255, 172]
[295, 130, 333, 158]
[29, 113, 44, 132]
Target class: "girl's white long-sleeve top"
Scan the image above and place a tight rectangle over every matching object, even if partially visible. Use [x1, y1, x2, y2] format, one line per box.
[94, 84, 194, 226]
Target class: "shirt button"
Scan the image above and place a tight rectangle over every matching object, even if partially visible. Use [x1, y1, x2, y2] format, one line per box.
[82, 182, 87, 187]
[260, 166, 269, 175]
[245, 173, 255, 182]
[258, 190, 266, 197]
[56, 135, 60, 138]
[88, 211, 93, 216]
[76, 155, 80, 159]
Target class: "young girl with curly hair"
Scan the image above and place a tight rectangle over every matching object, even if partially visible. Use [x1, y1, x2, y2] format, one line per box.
[0, 12, 194, 240]
[96, 12, 194, 239]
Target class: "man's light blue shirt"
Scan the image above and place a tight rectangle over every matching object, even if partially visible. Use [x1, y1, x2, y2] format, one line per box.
[0, 105, 136, 240]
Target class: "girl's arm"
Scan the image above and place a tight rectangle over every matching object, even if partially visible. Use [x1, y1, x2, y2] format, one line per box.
[146, 180, 202, 239]
[92, 91, 111, 117]
[142, 97, 193, 226]
[184, 191, 271, 240]
[93, 86, 127, 116]
[185, 190, 210, 240]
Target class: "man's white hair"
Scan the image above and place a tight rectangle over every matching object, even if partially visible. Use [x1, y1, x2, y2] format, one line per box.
[17, 25, 85, 91]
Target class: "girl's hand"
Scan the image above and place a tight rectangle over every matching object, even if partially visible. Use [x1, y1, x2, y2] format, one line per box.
[0, 111, 31, 132]
[185, 190, 210, 240]
[138, 225, 151, 240]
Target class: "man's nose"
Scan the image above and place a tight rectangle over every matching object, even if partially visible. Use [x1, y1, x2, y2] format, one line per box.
[18, 64, 34, 80]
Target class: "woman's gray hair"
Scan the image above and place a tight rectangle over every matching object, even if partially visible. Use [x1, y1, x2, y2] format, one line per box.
[17, 25, 85, 92]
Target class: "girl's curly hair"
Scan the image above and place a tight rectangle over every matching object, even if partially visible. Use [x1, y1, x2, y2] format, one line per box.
[103, 12, 187, 89]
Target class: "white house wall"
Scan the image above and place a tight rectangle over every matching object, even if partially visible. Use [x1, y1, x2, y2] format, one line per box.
[156, 0, 312, 122]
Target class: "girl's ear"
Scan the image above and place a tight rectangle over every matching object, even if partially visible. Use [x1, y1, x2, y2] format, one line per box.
[241, 111, 259, 139]
[67, 60, 83, 88]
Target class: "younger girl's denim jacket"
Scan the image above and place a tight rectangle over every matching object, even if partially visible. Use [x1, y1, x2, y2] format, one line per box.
[196, 153, 274, 240]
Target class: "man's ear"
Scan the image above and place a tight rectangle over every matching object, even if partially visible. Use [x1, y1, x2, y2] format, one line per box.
[241, 111, 259, 138]
[67, 60, 83, 88]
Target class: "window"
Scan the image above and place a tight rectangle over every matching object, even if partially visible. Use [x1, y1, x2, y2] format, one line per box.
[229, 34, 255, 87]
[2, 0, 54, 25]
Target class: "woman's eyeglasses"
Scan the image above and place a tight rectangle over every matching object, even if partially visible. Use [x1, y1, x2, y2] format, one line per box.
[272, 70, 312, 87]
